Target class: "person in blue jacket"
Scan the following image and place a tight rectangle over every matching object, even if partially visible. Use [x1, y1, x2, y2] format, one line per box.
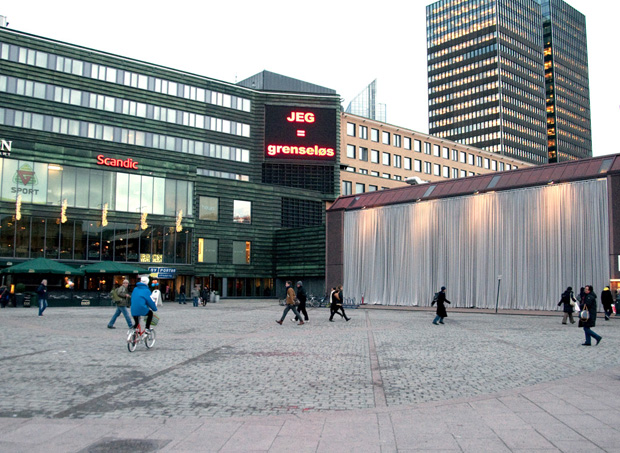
[131, 276, 158, 332]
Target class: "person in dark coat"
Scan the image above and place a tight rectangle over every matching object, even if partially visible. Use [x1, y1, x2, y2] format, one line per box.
[579, 285, 602, 346]
[293, 281, 309, 322]
[329, 284, 350, 322]
[601, 286, 614, 320]
[558, 286, 577, 324]
[432, 286, 450, 325]
[36, 279, 48, 316]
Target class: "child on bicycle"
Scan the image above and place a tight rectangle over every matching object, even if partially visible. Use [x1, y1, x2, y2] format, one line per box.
[131, 276, 158, 332]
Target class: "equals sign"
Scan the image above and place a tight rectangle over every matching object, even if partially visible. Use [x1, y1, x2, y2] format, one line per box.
[296, 130, 306, 137]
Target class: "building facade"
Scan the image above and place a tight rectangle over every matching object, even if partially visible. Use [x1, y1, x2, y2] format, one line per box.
[0, 29, 340, 298]
[542, 0, 592, 163]
[341, 112, 530, 195]
[427, 0, 591, 165]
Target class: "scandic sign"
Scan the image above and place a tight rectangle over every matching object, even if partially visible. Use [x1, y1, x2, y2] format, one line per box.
[264, 105, 337, 160]
[96, 154, 139, 169]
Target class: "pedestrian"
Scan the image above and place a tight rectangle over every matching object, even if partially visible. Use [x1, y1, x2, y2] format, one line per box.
[557, 286, 577, 324]
[276, 281, 304, 325]
[107, 280, 133, 329]
[165, 285, 170, 301]
[179, 284, 186, 304]
[601, 286, 614, 320]
[151, 281, 162, 307]
[579, 285, 602, 346]
[36, 279, 48, 316]
[191, 285, 200, 307]
[131, 276, 158, 332]
[293, 281, 309, 322]
[200, 285, 209, 306]
[616, 290, 620, 317]
[0, 283, 9, 308]
[431, 286, 450, 325]
[329, 284, 350, 322]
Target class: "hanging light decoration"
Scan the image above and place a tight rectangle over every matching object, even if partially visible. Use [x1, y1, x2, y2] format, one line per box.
[141, 211, 149, 230]
[176, 209, 183, 232]
[102, 203, 108, 227]
[61, 199, 68, 223]
[15, 194, 22, 220]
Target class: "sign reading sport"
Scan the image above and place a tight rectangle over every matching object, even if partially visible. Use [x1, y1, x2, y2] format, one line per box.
[264, 105, 337, 160]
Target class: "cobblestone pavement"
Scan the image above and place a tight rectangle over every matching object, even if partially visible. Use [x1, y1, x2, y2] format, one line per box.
[1, 300, 619, 452]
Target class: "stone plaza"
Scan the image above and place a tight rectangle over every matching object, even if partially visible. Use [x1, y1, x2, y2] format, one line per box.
[0, 300, 619, 452]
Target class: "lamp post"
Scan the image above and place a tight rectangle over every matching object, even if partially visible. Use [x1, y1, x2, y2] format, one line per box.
[495, 275, 502, 314]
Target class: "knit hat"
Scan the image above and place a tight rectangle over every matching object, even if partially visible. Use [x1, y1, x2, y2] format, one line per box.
[296, 281, 303, 286]
[140, 276, 149, 284]
[441, 286, 446, 291]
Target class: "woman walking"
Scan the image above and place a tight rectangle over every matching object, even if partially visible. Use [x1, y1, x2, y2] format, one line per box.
[557, 286, 577, 324]
[432, 286, 450, 325]
[579, 285, 602, 346]
[329, 284, 350, 322]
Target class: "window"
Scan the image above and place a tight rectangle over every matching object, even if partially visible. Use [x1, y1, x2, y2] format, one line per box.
[370, 171, 379, 177]
[414, 140, 421, 152]
[371, 129, 379, 142]
[452, 168, 459, 178]
[460, 151, 466, 163]
[232, 240, 251, 264]
[424, 162, 431, 174]
[368, 185, 378, 192]
[359, 125, 368, 139]
[460, 169, 467, 178]
[394, 155, 401, 168]
[442, 147, 449, 159]
[433, 144, 440, 157]
[484, 158, 490, 169]
[491, 160, 497, 171]
[233, 200, 251, 224]
[382, 131, 390, 145]
[452, 149, 458, 161]
[404, 157, 412, 170]
[342, 181, 352, 195]
[394, 134, 401, 148]
[404, 137, 411, 150]
[476, 156, 482, 167]
[506, 164, 512, 170]
[433, 164, 441, 176]
[359, 168, 368, 175]
[499, 162, 505, 171]
[355, 183, 365, 194]
[468, 154, 474, 166]
[346, 144, 356, 159]
[371, 149, 380, 163]
[346, 122, 356, 136]
[382, 152, 391, 166]
[345, 166, 355, 172]
[197, 238, 217, 263]
[424, 142, 431, 154]
[382, 173, 390, 179]
[359, 147, 368, 161]
[393, 175, 402, 181]
[442, 166, 449, 178]
[414, 159, 422, 172]
[199, 196, 218, 221]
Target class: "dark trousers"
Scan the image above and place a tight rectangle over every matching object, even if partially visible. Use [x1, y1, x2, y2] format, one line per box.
[330, 305, 347, 320]
[133, 312, 154, 329]
[295, 302, 309, 321]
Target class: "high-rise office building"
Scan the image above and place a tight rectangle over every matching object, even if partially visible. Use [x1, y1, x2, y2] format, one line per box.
[345, 80, 386, 123]
[426, 0, 591, 165]
[542, 0, 592, 162]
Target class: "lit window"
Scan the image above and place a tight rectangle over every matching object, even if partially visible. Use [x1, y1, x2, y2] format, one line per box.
[232, 240, 251, 264]
[233, 200, 251, 224]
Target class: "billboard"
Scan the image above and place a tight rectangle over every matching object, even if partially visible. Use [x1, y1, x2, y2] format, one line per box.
[264, 105, 337, 160]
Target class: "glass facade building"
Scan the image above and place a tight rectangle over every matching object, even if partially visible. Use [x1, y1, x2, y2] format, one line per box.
[426, 0, 590, 165]
[542, 0, 592, 162]
[345, 80, 386, 123]
[0, 28, 340, 298]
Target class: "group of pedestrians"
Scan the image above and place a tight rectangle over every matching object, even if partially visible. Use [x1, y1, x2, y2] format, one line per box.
[107, 276, 159, 331]
[276, 281, 351, 325]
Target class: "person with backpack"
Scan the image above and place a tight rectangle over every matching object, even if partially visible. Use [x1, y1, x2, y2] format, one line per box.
[431, 286, 450, 325]
[107, 280, 133, 329]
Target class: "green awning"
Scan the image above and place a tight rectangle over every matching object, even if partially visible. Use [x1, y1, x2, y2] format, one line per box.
[80, 261, 149, 275]
[1, 258, 84, 275]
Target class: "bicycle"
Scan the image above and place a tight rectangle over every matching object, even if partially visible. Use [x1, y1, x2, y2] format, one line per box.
[127, 316, 156, 352]
[343, 296, 359, 309]
[306, 294, 319, 308]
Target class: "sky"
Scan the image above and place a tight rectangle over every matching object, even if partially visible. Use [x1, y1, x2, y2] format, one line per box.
[2, 0, 619, 157]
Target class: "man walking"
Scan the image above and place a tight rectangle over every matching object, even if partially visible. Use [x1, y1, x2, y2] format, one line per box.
[36, 279, 48, 316]
[179, 284, 186, 304]
[293, 281, 309, 323]
[431, 286, 450, 325]
[276, 281, 304, 326]
[108, 279, 133, 329]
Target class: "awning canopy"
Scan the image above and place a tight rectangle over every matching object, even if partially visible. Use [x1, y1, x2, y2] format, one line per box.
[80, 261, 148, 275]
[1, 258, 84, 275]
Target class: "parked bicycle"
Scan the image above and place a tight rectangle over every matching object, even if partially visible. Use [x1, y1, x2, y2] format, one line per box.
[127, 314, 157, 352]
[343, 296, 359, 309]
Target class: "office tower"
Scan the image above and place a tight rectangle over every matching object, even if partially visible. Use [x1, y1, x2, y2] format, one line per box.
[542, 0, 592, 162]
[345, 80, 387, 122]
[427, 0, 591, 165]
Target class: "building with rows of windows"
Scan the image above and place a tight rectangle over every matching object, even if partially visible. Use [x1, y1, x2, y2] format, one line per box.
[0, 27, 340, 299]
[341, 112, 531, 195]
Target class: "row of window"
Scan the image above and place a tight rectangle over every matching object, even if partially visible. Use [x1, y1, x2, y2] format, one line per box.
[0, 158, 193, 216]
[0, 41, 251, 112]
[0, 107, 251, 163]
[0, 74, 251, 137]
[197, 238, 251, 265]
[427, 32, 496, 63]
[347, 123, 409, 149]
[198, 196, 252, 224]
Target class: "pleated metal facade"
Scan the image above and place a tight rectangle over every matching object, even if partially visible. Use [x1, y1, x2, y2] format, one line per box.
[342, 178, 609, 310]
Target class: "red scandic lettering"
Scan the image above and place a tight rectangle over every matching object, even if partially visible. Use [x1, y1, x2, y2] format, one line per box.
[96, 154, 105, 165]
[96, 154, 139, 169]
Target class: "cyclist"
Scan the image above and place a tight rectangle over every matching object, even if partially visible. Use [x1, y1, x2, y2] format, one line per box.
[131, 276, 158, 333]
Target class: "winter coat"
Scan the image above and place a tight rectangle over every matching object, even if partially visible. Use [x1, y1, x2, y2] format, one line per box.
[285, 287, 296, 305]
[601, 289, 613, 311]
[435, 291, 450, 318]
[579, 292, 597, 328]
[130, 282, 158, 316]
[36, 284, 47, 301]
[558, 289, 575, 313]
[296, 286, 307, 304]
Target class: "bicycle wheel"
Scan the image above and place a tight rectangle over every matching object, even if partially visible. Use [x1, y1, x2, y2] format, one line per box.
[145, 329, 156, 349]
[127, 330, 138, 352]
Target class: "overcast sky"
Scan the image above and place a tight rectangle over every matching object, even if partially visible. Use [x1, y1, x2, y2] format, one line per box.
[2, 0, 618, 157]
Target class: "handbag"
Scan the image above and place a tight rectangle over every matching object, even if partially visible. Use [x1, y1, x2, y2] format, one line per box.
[151, 313, 160, 326]
[580, 308, 589, 321]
